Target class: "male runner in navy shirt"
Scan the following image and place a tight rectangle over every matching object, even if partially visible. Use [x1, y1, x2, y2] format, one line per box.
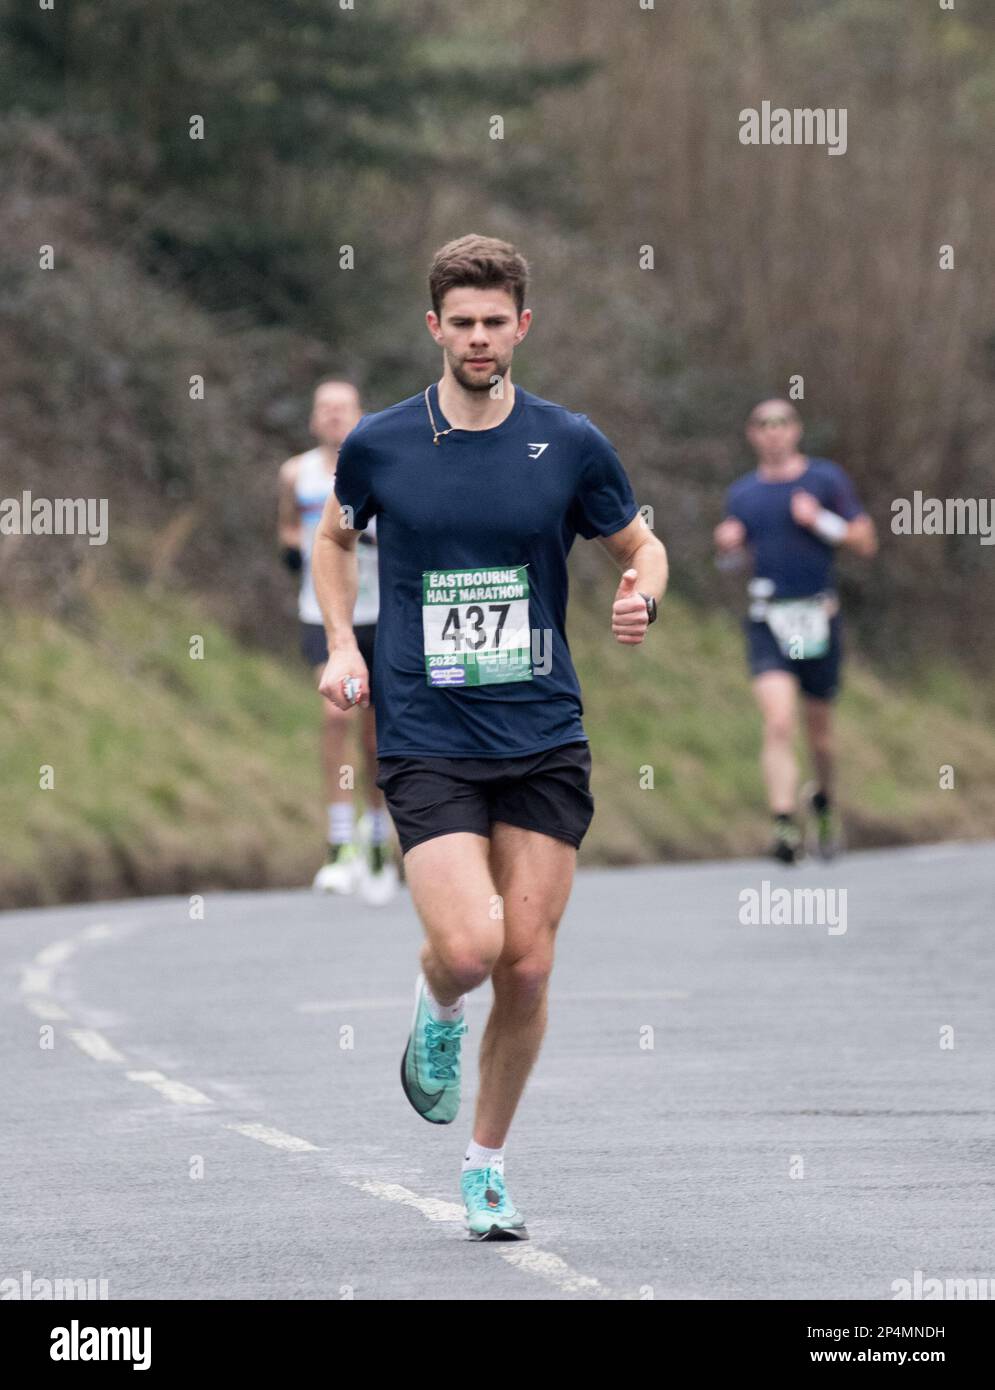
[715, 399, 877, 863]
[311, 234, 668, 1239]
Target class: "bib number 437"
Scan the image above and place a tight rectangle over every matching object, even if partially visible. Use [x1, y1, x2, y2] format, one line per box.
[440, 603, 511, 651]
[422, 567, 532, 687]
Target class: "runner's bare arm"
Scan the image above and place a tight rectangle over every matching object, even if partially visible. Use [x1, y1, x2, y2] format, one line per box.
[312, 488, 368, 709]
[597, 515, 668, 645]
[790, 491, 878, 558]
[313, 489, 361, 649]
[840, 513, 877, 558]
[277, 456, 302, 548]
[714, 516, 747, 552]
[598, 514, 668, 599]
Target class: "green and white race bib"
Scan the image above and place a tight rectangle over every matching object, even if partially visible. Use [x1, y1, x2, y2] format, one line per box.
[765, 596, 831, 660]
[422, 566, 532, 687]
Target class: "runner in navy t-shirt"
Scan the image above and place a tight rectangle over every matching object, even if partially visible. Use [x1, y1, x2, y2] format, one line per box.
[715, 399, 877, 863]
[310, 234, 668, 1240]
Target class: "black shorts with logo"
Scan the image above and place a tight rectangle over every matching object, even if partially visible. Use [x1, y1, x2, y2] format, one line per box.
[745, 614, 843, 700]
[375, 740, 594, 856]
[300, 621, 377, 690]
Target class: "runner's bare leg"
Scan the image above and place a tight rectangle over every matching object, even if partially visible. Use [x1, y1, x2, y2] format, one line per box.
[404, 833, 502, 1004]
[402, 824, 575, 1146]
[752, 670, 799, 815]
[473, 823, 576, 1148]
[803, 695, 835, 799]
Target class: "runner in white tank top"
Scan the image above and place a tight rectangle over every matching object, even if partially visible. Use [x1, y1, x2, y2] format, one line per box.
[277, 379, 397, 904]
[294, 448, 379, 627]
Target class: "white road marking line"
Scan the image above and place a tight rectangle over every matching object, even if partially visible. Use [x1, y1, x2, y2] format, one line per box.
[80, 923, 114, 941]
[347, 1179, 463, 1222]
[19, 924, 114, 1010]
[227, 1124, 323, 1153]
[24, 998, 70, 1021]
[126, 1070, 212, 1106]
[67, 1029, 125, 1063]
[20, 966, 54, 995]
[347, 1178, 627, 1298]
[499, 1245, 623, 1298]
[35, 940, 77, 968]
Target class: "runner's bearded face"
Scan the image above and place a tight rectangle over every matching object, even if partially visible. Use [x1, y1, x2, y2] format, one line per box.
[447, 344, 515, 392]
[434, 288, 522, 392]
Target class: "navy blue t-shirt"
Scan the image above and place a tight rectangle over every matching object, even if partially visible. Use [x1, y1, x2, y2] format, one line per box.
[724, 458, 865, 600]
[333, 383, 639, 758]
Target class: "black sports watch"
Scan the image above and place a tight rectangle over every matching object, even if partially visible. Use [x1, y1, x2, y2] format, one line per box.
[639, 593, 658, 625]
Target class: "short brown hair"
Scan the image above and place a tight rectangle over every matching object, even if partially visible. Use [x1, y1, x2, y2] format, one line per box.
[748, 398, 800, 424]
[429, 234, 529, 318]
[313, 376, 360, 398]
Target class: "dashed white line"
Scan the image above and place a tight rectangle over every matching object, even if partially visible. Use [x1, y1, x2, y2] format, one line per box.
[348, 1178, 463, 1223]
[500, 1245, 622, 1298]
[80, 923, 114, 942]
[67, 1029, 125, 1063]
[24, 998, 70, 1021]
[126, 1070, 212, 1106]
[35, 940, 78, 968]
[18, 917, 626, 1298]
[227, 1123, 323, 1153]
[347, 1178, 626, 1298]
[20, 966, 54, 996]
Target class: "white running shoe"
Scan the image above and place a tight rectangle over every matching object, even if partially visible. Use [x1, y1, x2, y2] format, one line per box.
[359, 843, 399, 906]
[354, 812, 399, 905]
[312, 842, 362, 894]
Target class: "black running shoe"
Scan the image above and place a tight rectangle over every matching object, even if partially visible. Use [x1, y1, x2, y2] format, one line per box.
[771, 817, 803, 865]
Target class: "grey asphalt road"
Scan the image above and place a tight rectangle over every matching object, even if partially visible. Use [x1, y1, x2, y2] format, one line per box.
[2, 842, 993, 1301]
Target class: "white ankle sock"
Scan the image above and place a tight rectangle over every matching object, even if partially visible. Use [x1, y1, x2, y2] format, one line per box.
[423, 978, 465, 1022]
[328, 803, 354, 845]
[463, 1140, 504, 1175]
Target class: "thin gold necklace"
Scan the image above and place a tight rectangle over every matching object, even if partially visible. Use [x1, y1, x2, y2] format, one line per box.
[424, 385, 454, 446]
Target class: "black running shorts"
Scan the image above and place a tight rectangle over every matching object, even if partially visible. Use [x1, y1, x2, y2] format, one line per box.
[375, 740, 595, 856]
[745, 614, 843, 700]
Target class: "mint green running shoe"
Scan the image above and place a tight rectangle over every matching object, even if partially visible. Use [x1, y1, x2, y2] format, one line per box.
[400, 974, 467, 1125]
[461, 1166, 529, 1242]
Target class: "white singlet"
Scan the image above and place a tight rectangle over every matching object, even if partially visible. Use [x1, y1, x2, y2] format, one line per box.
[294, 447, 379, 626]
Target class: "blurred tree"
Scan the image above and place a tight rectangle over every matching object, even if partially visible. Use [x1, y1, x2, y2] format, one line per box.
[0, 0, 592, 343]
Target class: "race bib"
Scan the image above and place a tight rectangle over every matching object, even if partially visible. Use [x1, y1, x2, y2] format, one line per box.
[765, 596, 831, 660]
[422, 566, 532, 687]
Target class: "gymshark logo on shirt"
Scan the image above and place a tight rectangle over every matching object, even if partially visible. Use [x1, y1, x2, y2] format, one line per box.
[527, 443, 549, 459]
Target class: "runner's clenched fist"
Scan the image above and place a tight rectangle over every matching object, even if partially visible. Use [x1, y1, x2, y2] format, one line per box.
[611, 569, 650, 645]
